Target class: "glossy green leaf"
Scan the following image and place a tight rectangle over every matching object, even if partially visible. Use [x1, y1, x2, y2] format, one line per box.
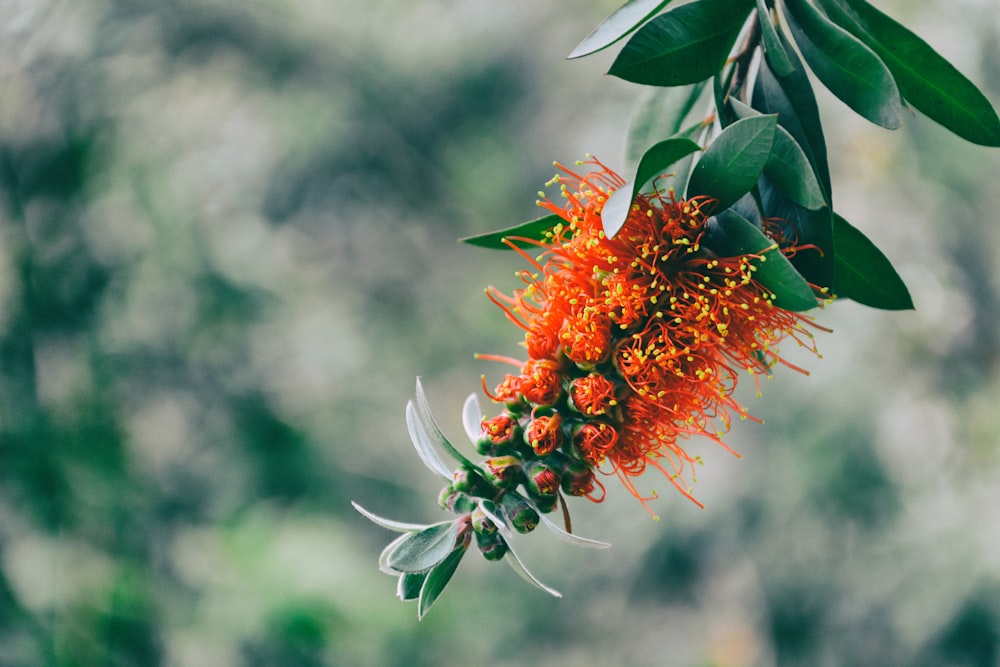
[608, 0, 754, 87]
[782, 0, 901, 129]
[386, 521, 459, 574]
[418, 545, 467, 619]
[832, 213, 913, 309]
[625, 81, 708, 170]
[397, 571, 427, 601]
[603, 137, 702, 239]
[819, 0, 1000, 146]
[705, 209, 818, 311]
[753, 38, 832, 199]
[460, 213, 563, 250]
[758, 176, 834, 288]
[756, 0, 794, 76]
[569, 0, 675, 59]
[686, 115, 777, 209]
[730, 99, 826, 210]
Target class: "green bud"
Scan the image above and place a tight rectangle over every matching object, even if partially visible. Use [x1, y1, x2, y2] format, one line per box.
[470, 506, 498, 535]
[475, 530, 509, 561]
[522, 459, 562, 497]
[482, 455, 522, 489]
[438, 486, 476, 514]
[499, 492, 539, 534]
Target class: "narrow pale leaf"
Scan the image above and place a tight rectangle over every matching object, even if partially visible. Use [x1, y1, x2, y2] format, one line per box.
[686, 115, 777, 209]
[460, 213, 563, 250]
[461, 393, 483, 444]
[603, 137, 702, 239]
[414, 378, 476, 470]
[386, 521, 459, 573]
[832, 213, 913, 309]
[569, 0, 675, 59]
[418, 545, 467, 619]
[782, 0, 901, 129]
[405, 400, 453, 480]
[353, 501, 432, 533]
[536, 511, 612, 549]
[820, 0, 1000, 146]
[608, 0, 754, 87]
[503, 543, 563, 598]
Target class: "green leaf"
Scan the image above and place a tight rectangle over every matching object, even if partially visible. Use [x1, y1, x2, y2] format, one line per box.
[608, 0, 754, 87]
[397, 572, 427, 601]
[782, 0, 902, 129]
[386, 521, 459, 574]
[758, 176, 834, 288]
[730, 99, 826, 210]
[705, 209, 818, 311]
[756, 0, 794, 76]
[686, 115, 777, 209]
[418, 545, 467, 619]
[460, 213, 563, 250]
[753, 38, 832, 200]
[819, 0, 1000, 146]
[832, 213, 913, 309]
[625, 81, 708, 171]
[602, 137, 702, 239]
[569, 0, 675, 59]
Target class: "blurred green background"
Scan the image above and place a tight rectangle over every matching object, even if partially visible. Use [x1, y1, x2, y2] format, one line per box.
[1, 1, 999, 665]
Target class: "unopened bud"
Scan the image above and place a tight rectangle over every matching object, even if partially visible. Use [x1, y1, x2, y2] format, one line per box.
[475, 529, 509, 561]
[470, 506, 498, 535]
[482, 455, 522, 489]
[523, 459, 561, 500]
[500, 492, 539, 534]
[438, 485, 476, 514]
[559, 459, 597, 497]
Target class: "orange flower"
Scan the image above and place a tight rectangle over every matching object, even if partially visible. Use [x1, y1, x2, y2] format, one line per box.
[525, 412, 563, 456]
[483, 157, 820, 514]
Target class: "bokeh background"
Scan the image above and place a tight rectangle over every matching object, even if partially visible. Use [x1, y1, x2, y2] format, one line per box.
[1, 1, 999, 665]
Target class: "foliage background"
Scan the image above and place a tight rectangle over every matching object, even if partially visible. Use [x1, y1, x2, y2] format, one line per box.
[1, 0, 998, 665]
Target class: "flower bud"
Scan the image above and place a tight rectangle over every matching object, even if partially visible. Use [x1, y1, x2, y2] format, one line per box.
[522, 459, 561, 498]
[524, 412, 563, 456]
[477, 413, 521, 455]
[470, 506, 498, 535]
[475, 529, 509, 561]
[559, 458, 597, 497]
[482, 455, 522, 489]
[500, 492, 539, 534]
[451, 466, 491, 497]
[438, 485, 476, 514]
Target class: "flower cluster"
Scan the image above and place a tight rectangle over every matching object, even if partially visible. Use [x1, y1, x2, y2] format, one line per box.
[480, 158, 820, 515]
[357, 158, 823, 616]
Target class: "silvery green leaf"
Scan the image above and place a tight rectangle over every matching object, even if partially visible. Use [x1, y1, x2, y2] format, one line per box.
[537, 511, 612, 549]
[461, 393, 483, 444]
[405, 399, 452, 479]
[414, 378, 476, 469]
[503, 542, 562, 598]
[353, 501, 432, 533]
